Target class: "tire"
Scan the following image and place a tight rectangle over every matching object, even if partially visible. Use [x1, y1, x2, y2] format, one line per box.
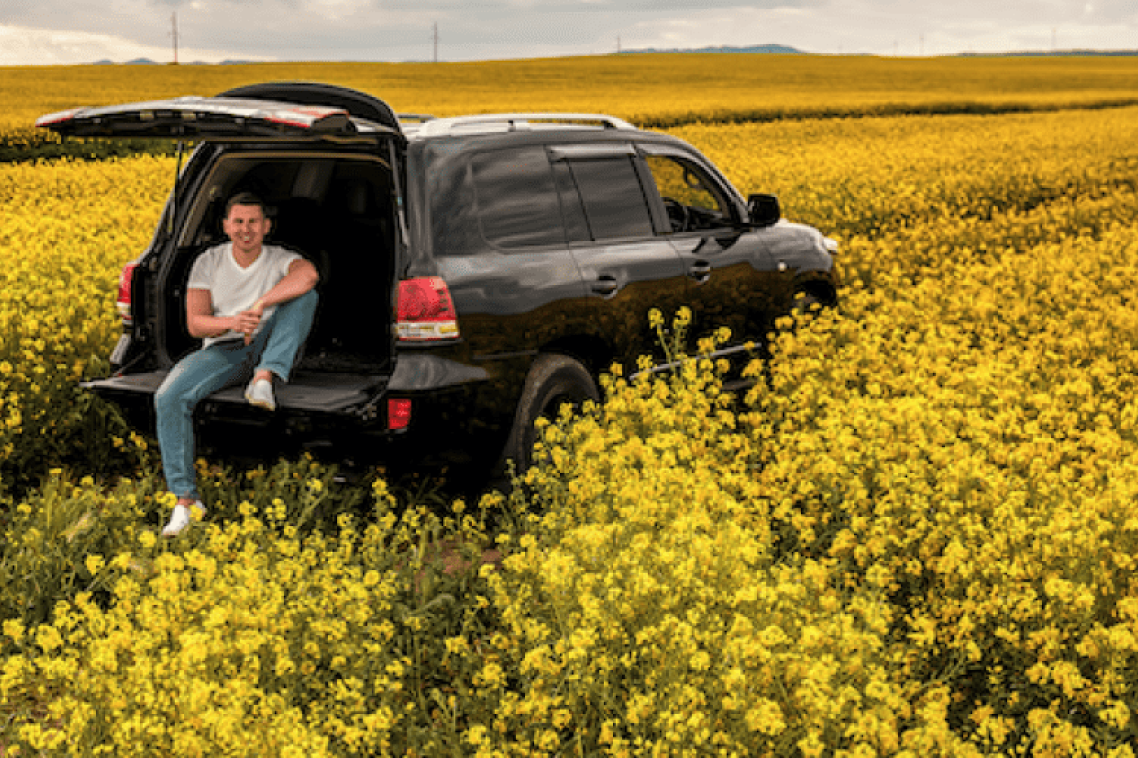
[791, 290, 823, 316]
[496, 354, 600, 477]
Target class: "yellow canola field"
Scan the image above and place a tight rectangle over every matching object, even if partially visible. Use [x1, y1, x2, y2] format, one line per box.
[0, 156, 170, 488]
[3, 102, 1138, 754]
[680, 106, 1138, 237]
[5, 54, 1138, 136]
[506, 109, 1138, 755]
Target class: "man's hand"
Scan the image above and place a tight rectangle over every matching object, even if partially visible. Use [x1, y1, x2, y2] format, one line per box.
[235, 301, 265, 345]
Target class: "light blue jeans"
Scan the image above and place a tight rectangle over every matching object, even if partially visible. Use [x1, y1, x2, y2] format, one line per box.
[155, 290, 318, 500]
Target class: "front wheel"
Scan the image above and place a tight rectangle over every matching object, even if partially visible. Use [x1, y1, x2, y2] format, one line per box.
[791, 290, 824, 315]
[496, 354, 600, 478]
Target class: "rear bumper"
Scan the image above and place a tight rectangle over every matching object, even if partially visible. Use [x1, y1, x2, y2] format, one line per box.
[82, 352, 525, 473]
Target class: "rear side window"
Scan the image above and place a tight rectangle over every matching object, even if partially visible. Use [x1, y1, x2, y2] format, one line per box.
[472, 147, 565, 249]
[565, 157, 655, 241]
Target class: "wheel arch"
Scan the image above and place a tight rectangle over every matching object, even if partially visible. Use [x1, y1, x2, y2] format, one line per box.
[538, 333, 617, 382]
[794, 274, 838, 308]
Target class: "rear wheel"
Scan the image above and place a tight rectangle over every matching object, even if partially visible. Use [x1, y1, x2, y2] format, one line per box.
[496, 354, 599, 477]
[791, 289, 824, 316]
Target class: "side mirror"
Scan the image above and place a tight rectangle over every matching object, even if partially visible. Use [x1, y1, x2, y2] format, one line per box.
[747, 193, 781, 227]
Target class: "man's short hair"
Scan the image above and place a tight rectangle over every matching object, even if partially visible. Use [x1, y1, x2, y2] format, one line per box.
[225, 191, 268, 217]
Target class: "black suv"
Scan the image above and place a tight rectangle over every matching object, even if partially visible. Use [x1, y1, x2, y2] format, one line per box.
[38, 82, 838, 477]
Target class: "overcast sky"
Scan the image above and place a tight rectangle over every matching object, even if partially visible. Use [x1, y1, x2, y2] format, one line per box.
[1, 0, 1135, 66]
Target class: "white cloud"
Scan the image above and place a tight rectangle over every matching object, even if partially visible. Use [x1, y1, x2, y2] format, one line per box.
[0, 24, 169, 65]
[623, 6, 838, 54]
[0, 1, 1134, 65]
[300, 0, 375, 23]
[0, 23, 272, 65]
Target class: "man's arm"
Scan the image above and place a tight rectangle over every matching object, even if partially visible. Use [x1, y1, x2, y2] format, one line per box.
[186, 289, 256, 339]
[186, 258, 319, 342]
[249, 258, 320, 313]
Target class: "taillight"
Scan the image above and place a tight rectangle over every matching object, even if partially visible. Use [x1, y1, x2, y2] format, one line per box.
[388, 398, 412, 430]
[117, 263, 138, 326]
[395, 276, 459, 341]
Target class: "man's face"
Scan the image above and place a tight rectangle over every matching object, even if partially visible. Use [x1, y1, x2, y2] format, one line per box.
[223, 203, 271, 256]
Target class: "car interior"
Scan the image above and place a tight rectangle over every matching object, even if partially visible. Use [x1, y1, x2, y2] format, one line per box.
[163, 152, 397, 373]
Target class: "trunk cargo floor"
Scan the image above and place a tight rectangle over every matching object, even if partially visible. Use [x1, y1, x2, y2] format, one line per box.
[84, 370, 384, 414]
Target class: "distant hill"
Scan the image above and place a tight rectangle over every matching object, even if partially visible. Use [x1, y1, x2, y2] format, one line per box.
[620, 44, 805, 56]
[617, 43, 1137, 58]
[91, 57, 256, 66]
[92, 58, 158, 65]
[958, 49, 1138, 58]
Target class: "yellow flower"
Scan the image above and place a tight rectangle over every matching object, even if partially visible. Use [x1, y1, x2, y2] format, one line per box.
[3, 619, 25, 644]
[84, 554, 105, 576]
[35, 624, 63, 653]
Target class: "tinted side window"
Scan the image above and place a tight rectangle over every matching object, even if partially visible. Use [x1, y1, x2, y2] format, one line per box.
[472, 147, 565, 249]
[551, 162, 590, 243]
[566, 157, 655, 241]
[643, 154, 731, 232]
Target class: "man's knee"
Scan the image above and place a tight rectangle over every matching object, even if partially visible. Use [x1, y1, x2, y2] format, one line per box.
[154, 383, 176, 417]
[155, 360, 214, 416]
[297, 289, 319, 312]
[155, 366, 181, 414]
[273, 289, 319, 320]
[155, 381, 191, 416]
[284, 289, 319, 329]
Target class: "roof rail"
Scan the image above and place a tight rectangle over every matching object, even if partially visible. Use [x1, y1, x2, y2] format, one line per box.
[414, 113, 636, 137]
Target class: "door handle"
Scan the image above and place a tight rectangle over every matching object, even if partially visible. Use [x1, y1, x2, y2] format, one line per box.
[592, 275, 619, 296]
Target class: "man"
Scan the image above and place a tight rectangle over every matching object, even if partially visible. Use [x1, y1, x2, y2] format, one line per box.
[155, 192, 320, 536]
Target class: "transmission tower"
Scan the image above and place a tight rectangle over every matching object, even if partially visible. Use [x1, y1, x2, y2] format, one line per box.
[170, 12, 179, 64]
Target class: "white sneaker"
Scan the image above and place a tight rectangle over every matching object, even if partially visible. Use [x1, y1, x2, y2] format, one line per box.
[244, 377, 276, 410]
[161, 501, 206, 537]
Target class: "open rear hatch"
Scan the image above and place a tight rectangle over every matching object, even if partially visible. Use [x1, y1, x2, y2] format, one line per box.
[35, 84, 404, 141]
[36, 97, 367, 139]
[39, 84, 407, 424]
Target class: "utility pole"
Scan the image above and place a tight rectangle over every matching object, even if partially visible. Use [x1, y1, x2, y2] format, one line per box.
[433, 22, 438, 63]
[171, 11, 179, 64]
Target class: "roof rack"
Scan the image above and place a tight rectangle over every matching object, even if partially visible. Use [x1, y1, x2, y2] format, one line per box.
[413, 113, 636, 137]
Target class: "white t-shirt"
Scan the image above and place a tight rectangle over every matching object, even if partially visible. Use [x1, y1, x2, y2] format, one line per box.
[187, 242, 301, 347]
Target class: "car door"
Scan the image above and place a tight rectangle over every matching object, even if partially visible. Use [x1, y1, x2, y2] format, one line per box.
[637, 145, 784, 356]
[550, 143, 689, 367]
